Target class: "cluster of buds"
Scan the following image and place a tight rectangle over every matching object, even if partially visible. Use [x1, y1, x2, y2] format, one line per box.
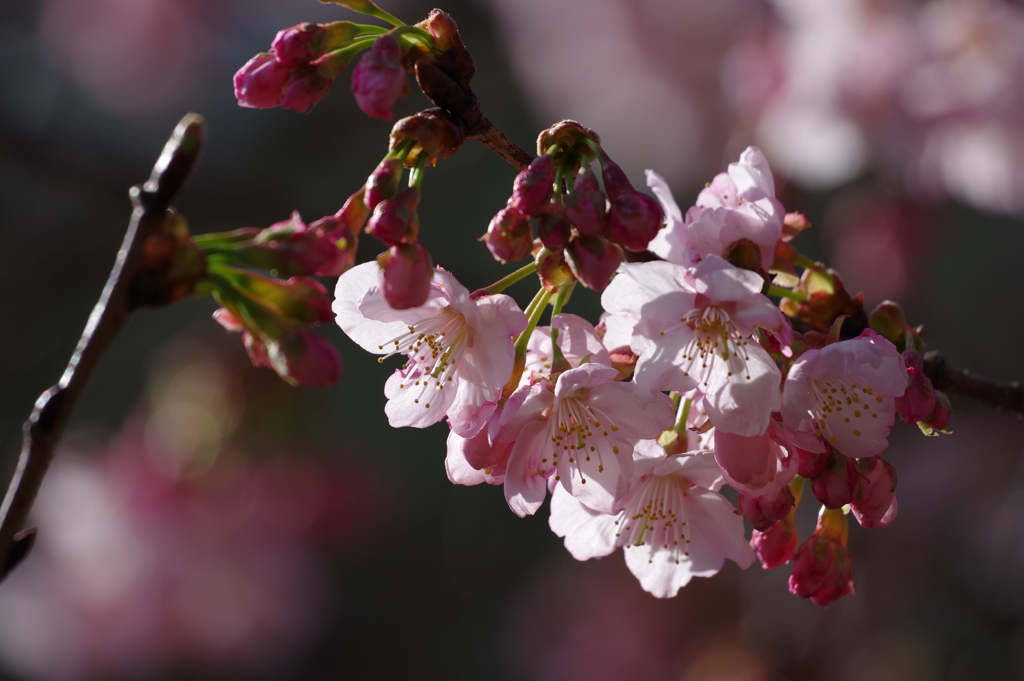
[235, 1, 475, 123]
[482, 121, 665, 292]
[359, 107, 465, 308]
[193, 208, 361, 386]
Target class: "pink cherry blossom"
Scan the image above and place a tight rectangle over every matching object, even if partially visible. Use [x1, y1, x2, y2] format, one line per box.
[782, 329, 907, 458]
[549, 442, 754, 598]
[503, 363, 675, 517]
[602, 255, 790, 436]
[333, 262, 526, 438]
[646, 147, 784, 266]
[524, 314, 611, 381]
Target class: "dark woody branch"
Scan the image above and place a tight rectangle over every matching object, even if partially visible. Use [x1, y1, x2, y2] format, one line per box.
[923, 351, 1024, 418]
[0, 114, 205, 581]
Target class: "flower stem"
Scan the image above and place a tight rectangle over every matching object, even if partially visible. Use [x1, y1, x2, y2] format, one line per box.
[470, 261, 537, 299]
[515, 289, 553, 355]
[549, 281, 575, 372]
[768, 284, 807, 302]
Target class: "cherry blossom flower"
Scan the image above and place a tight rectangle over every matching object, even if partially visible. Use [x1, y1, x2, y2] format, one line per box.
[503, 363, 675, 517]
[602, 255, 790, 436]
[524, 313, 611, 381]
[334, 262, 526, 438]
[781, 330, 907, 458]
[549, 442, 754, 598]
[646, 147, 784, 266]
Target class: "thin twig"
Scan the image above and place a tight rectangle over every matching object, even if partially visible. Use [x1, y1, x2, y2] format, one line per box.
[922, 351, 1024, 418]
[0, 113, 205, 580]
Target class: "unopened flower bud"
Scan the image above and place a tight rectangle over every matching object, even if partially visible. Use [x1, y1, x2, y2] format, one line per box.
[351, 34, 407, 121]
[508, 155, 556, 218]
[781, 212, 811, 241]
[367, 187, 419, 246]
[418, 9, 465, 55]
[564, 168, 606, 236]
[365, 157, 404, 211]
[795, 444, 829, 479]
[322, 189, 370, 240]
[537, 211, 571, 250]
[271, 21, 359, 66]
[737, 487, 794, 531]
[751, 513, 798, 570]
[608, 345, 638, 381]
[724, 237, 763, 274]
[265, 326, 343, 387]
[811, 452, 859, 509]
[482, 207, 532, 263]
[279, 68, 335, 112]
[566, 234, 622, 292]
[896, 349, 937, 424]
[869, 301, 908, 346]
[607, 191, 663, 252]
[599, 159, 634, 200]
[535, 246, 574, 293]
[213, 307, 245, 333]
[789, 507, 854, 607]
[390, 107, 465, 166]
[920, 390, 952, 433]
[379, 242, 433, 309]
[851, 457, 898, 528]
[234, 53, 292, 109]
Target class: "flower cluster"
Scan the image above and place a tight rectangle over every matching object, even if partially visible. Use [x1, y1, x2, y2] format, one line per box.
[225, 3, 956, 608]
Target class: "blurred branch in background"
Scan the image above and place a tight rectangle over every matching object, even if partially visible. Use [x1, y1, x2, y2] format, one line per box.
[0, 114, 205, 581]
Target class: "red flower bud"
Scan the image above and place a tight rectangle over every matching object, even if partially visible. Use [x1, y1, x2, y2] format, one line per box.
[810, 452, 859, 509]
[599, 159, 634, 199]
[482, 207, 533, 263]
[789, 508, 854, 607]
[607, 191, 663, 252]
[920, 391, 952, 432]
[537, 211, 571, 250]
[564, 167, 606, 236]
[851, 457, 898, 528]
[751, 513, 798, 570]
[379, 242, 433, 309]
[265, 327, 343, 387]
[351, 34, 407, 121]
[566, 234, 622, 292]
[271, 21, 358, 66]
[234, 53, 291, 109]
[508, 155, 556, 218]
[737, 487, 794, 532]
[365, 157, 404, 211]
[367, 187, 420, 247]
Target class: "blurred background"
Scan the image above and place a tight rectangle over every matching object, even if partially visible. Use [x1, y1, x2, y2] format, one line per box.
[3, 0, 1024, 678]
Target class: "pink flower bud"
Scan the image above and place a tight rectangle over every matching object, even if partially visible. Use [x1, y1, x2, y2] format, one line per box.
[366, 187, 419, 247]
[566, 234, 622, 292]
[379, 242, 433, 309]
[751, 514, 798, 570]
[537, 211, 571, 250]
[564, 168, 607, 236]
[319, 189, 369, 241]
[508, 155, 556, 217]
[737, 487, 794, 531]
[600, 159, 634, 199]
[265, 327, 343, 387]
[390, 108, 466, 165]
[271, 21, 358, 66]
[365, 157, 404, 211]
[607, 191, 663, 252]
[351, 34, 407, 121]
[280, 68, 334, 113]
[789, 509, 854, 607]
[419, 9, 466, 55]
[851, 457, 898, 528]
[608, 345, 638, 382]
[795, 445, 829, 479]
[895, 349, 936, 424]
[921, 391, 951, 432]
[810, 452, 859, 509]
[482, 207, 533, 263]
[234, 53, 291, 109]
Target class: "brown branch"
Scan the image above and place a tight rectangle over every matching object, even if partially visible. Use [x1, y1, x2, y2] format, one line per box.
[922, 351, 1024, 418]
[0, 113, 205, 580]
